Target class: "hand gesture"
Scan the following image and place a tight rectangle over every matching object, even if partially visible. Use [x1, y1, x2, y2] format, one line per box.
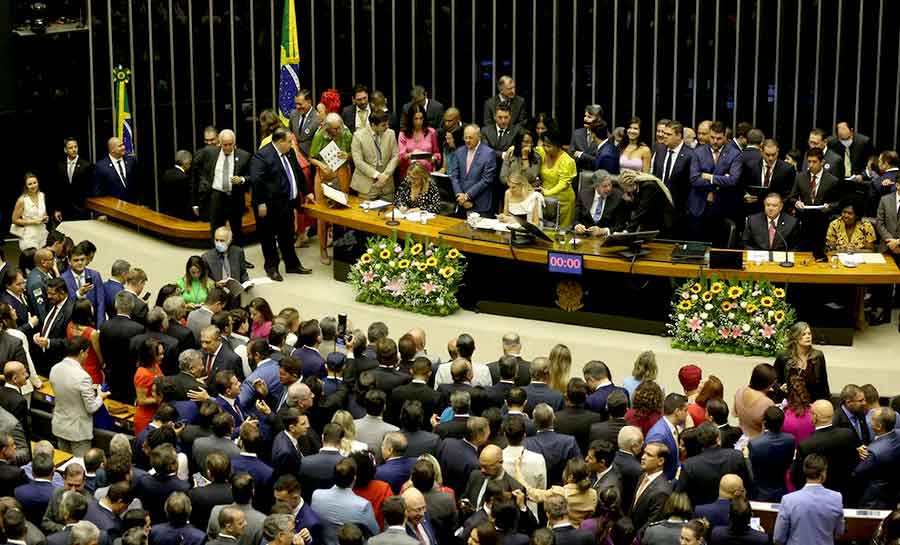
[297, 529, 312, 544]
[253, 378, 269, 397]
[32, 335, 49, 349]
[54, 211, 62, 222]
[77, 282, 94, 296]
[256, 399, 272, 416]
[28, 314, 39, 328]
[187, 388, 210, 402]
[257, 203, 268, 217]
[305, 193, 317, 204]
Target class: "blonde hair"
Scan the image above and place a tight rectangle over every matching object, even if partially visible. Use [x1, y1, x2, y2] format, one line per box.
[548, 344, 572, 393]
[331, 410, 357, 455]
[631, 350, 658, 381]
[417, 454, 444, 485]
[407, 162, 431, 193]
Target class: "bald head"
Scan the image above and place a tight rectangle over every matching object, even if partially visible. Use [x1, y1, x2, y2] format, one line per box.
[463, 125, 481, 150]
[3, 361, 26, 387]
[480, 445, 502, 465]
[811, 399, 834, 425]
[407, 327, 426, 350]
[107, 137, 125, 158]
[719, 474, 745, 500]
[401, 487, 427, 526]
[450, 358, 471, 383]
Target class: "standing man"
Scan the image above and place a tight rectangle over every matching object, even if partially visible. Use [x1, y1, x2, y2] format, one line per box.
[438, 107, 465, 174]
[194, 130, 252, 255]
[289, 90, 319, 158]
[53, 137, 92, 221]
[874, 177, 900, 327]
[93, 137, 139, 203]
[788, 148, 840, 252]
[569, 105, 605, 185]
[341, 85, 371, 133]
[828, 121, 874, 180]
[688, 121, 742, 245]
[483, 76, 528, 127]
[652, 121, 696, 233]
[801, 128, 845, 178]
[351, 111, 400, 201]
[774, 454, 844, 545]
[26, 249, 55, 322]
[481, 104, 520, 209]
[402, 86, 445, 129]
[249, 127, 314, 282]
[449, 125, 496, 216]
[160, 151, 193, 220]
[61, 242, 105, 328]
[49, 338, 109, 457]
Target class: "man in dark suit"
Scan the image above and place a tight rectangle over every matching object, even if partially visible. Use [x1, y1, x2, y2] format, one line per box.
[569, 105, 604, 175]
[555, 379, 604, 455]
[583, 360, 630, 416]
[389, 359, 441, 428]
[742, 192, 799, 251]
[868, 151, 900, 217]
[548, 496, 594, 545]
[481, 104, 521, 209]
[631, 442, 673, 530]
[802, 127, 845, 179]
[297, 423, 344, 500]
[590, 123, 620, 177]
[829, 121, 875, 178]
[675, 423, 750, 507]
[525, 404, 581, 486]
[249, 127, 312, 282]
[1, 270, 33, 329]
[486, 333, 531, 387]
[135, 445, 192, 523]
[587, 439, 622, 497]
[694, 474, 745, 528]
[160, 151, 193, 220]
[14, 451, 58, 527]
[0, 363, 30, 441]
[200, 326, 244, 395]
[271, 408, 308, 479]
[85, 481, 129, 539]
[743, 139, 796, 214]
[449, 125, 497, 216]
[461, 444, 524, 509]
[341, 84, 372, 133]
[620, 170, 676, 235]
[653, 121, 697, 224]
[590, 390, 628, 446]
[60, 243, 105, 328]
[289, 320, 326, 379]
[434, 389, 472, 440]
[31, 277, 75, 376]
[130, 308, 179, 375]
[0, 433, 27, 497]
[853, 407, 900, 508]
[789, 147, 842, 252]
[688, 121, 743, 245]
[402, 86, 445, 129]
[207, 507, 246, 545]
[483, 76, 528, 127]
[705, 399, 742, 450]
[436, 417, 489, 498]
[93, 136, 140, 203]
[289, 89, 320, 158]
[122, 268, 150, 326]
[188, 452, 233, 529]
[747, 406, 795, 502]
[370, 338, 412, 394]
[52, 137, 93, 220]
[399, 400, 440, 458]
[790, 399, 860, 505]
[99, 290, 146, 402]
[614, 426, 644, 513]
[410, 460, 457, 544]
[645, 393, 688, 481]
[573, 170, 628, 237]
[833, 384, 871, 445]
[0, 335, 27, 376]
[522, 358, 564, 415]
[375, 432, 416, 494]
[102, 259, 129, 321]
[193, 129, 252, 247]
[26, 248, 55, 323]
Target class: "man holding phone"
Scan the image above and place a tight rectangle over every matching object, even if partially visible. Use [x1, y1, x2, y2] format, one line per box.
[61, 241, 105, 328]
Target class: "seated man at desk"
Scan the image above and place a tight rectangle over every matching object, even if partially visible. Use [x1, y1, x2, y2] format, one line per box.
[573, 170, 627, 237]
[742, 193, 799, 251]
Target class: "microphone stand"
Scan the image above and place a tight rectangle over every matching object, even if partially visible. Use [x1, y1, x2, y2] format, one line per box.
[772, 218, 794, 267]
[385, 183, 400, 227]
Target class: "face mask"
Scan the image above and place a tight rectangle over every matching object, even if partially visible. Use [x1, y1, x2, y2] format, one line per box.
[840, 138, 853, 147]
[215, 242, 228, 253]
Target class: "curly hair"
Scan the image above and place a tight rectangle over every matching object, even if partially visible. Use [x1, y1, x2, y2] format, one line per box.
[319, 88, 341, 113]
[786, 368, 812, 417]
[632, 380, 663, 418]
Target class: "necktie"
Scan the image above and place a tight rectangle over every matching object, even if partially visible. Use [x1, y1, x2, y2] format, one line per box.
[764, 164, 772, 187]
[844, 146, 852, 177]
[373, 135, 382, 167]
[593, 196, 605, 222]
[357, 109, 366, 129]
[476, 478, 489, 508]
[276, 390, 288, 411]
[75, 274, 82, 290]
[662, 150, 674, 186]
[466, 150, 475, 173]
[281, 154, 298, 199]
[41, 305, 59, 337]
[222, 154, 232, 194]
[712, 148, 720, 164]
[67, 161, 75, 183]
[219, 253, 231, 279]
[633, 475, 649, 507]
[768, 220, 776, 248]
[809, 174, 817, 199]
[498, 128, 505, 141]
[415, 524, 430, 545]
[206, 353, 214, 375]
[116, 160, 128, 186]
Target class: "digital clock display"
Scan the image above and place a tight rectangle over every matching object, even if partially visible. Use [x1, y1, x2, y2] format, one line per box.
[547, 251, 583, 275]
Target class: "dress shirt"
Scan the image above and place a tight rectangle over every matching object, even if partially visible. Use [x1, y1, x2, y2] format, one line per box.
[219, 394, 243, 420]
[113, 157, 128, 185]
[41, 297, 68, 338]
[67, 156, 79, 182]
[841, 405, 863, 438]
[213, 151, 236, 193]
[591, 191, 606, 221]
[634, 470, 663, 505]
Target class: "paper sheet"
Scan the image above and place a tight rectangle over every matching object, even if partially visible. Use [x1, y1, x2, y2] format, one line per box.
[837, 252, 886, 265]
[321, 183, 349, 206]
[319, 140, 347, 171]
[746, 250, 795, 263]
[360, 200, 392, 211]
[430, 171, 450, 179]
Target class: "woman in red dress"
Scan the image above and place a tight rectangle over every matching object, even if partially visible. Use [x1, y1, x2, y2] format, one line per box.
[624, 381, 664, 437]
[133, 338, 163, 435]
[66, 299, 104, 384]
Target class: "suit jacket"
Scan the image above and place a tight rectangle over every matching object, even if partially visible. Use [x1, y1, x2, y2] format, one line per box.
[52, 156, 93, 215]
[271, 431, 303, 478]
[350, 126, 400, 196]
[694, 498, 731, 528]
[434, 415, 470, 440]
[371, 366, 412, 396]
[202, 247, 249, 285]
[25, 268, 52, 322]
[94, 154, 140, 203]
[524, 430, 581, 486]
[652, 143, 696, 210]
[876, 192, 900, 251]
[573, 186, 628, 231]
[192, 147, 251, 209]
[592, 138, 621, 174]
[101, 280, 123, 320]
[204, 344, 244, 394]
[207, 503, 266, 545]
[0, 333, 27, 370]
[586, 383, 629, 416]
[355, 415, 400, 456]
[130, 330, 179, 375]
[375, 457, 416, 494]
[487, 357, 531, 386]
[481, 124, 521, 163]
[49, 358, 104, 442]
[150, 523, 207, 545]
[192, 435, 241, 473]
[310, 485, 379, 544]
[719, 423, 743, 450]
[0, 385, 29, 439]
[483, 95, 528, 127]
[551, 525, 594, 545]
[828, 133, 874, 174]
[389, 380, 441, 428]
[624, 178, 675, 233]
[15, 479, 58, 527]
[675, 447, 749, 507]
[402, 99, 445, 129]
[249, 142, 308, 207]
[1, 291, 32, 328]
[436, 437, 480, 497]
[555, 407, 605, 455]
[341, 105, 372, 134]
[422, 488, 457, 543]
[790, 425, 859, 503]
[853, 430, 900, 508]
[290, 108, 321, 157]
[522, 382, 564, 415]
[742, 212, 799, 251]
[0, 460, 27, 497]
[99, 314, 146, 402]
[569, 128, 600, 171]
[166, 322, 197, 357]
[159, 166, 193, 219]
[832, 405, 870, 445]
[747, 430, 795, 502]
[788, 169, 841, 209]
[450, 143, 497, 214]
[298, 449, 344, 500]
[462, 469, 525, 507]
[593, 465, 622, 498]
[644, 417, 679, 480]
[772, 484, 844, 545]
[403, 430, 440, 458]
[630, 474, 672, 530]
[746, 158, 796, 201]
[590, 418, 627, 447]
[188, 482, 233, 529]
[801, 148, 845, 180]
[60, 268, 105, 327]
[369, 527, 419, 545]
[85, 499, 123, 539]
[689, 144, 743, 218]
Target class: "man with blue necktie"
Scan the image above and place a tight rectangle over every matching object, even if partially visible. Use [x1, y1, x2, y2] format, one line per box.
[832, 384, 870, 445]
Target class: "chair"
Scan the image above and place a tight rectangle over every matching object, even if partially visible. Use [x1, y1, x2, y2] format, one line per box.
[542, 197, 561, 231]
[722, 218, 738, 248]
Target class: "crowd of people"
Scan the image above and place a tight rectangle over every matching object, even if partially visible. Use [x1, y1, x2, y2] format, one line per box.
[0, 224, 899, 545]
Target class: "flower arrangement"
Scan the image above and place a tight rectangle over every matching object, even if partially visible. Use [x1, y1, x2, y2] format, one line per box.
[348, 233, 467, 316]
[667, 277, 796, 356]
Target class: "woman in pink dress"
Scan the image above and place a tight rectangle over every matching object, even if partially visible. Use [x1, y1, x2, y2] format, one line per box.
[733, 363, 777, 439]
[249, 297, 274, 340]
[618, 116, 652, 172]
[781, 369, 814, 444]
[397, 104, 441, 179]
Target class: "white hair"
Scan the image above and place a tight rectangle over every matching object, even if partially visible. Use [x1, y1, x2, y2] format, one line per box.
[324, 112, 342, 127]
[219, 129, 236, 142]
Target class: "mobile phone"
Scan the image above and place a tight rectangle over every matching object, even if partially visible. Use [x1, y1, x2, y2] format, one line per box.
[337, 313, 348, 339]
[141, 292, 151, 301]
[85, 278, 93, 286]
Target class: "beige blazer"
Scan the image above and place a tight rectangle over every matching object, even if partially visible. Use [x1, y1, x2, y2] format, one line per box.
[49, 357, 104, 442]
[351, 126, 399, 197]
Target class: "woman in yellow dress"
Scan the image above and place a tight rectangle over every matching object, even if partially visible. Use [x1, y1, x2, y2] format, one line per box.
[534, 127, 577, 228]
[824, 199, 875, 253]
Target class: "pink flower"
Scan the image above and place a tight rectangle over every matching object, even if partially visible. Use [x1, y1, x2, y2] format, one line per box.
[422, 282, 436, 295]
[394, 245, 403, 253]
[361, 271, 375, 284]
[761, 323, 775, 338]
[688, 317, 702, 332]
[681, 292, 691, 300]
[731, 326, 743, 338]
[719, 327, 731, 339]
[385, 278, 406, 295]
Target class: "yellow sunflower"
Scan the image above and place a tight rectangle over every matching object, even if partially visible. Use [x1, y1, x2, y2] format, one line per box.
[447, 248, 461, 259]
[774, 310, 786, 323]
[379, 249, 391, 259]
[360, 253, 372, 264]
[426, 256, 438, 267]
[398, 259, 410, 269]
[720, 301, 733, 312]
[746, 303, 757, 314]
[710, 282, 724, 294]
[701, 292, 713, 302]
[440, 267, 456, 279]
[410, 243, 423, 255]
[690, 283, 702, 294]
[416, 263, 428, 272]
[727, 286, 744, 299]
[773, 287, 786, 298]
[760, 296, 774, 308]
[678, 300, 692, 310]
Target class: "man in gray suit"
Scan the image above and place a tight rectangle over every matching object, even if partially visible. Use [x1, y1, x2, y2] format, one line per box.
[350, 111, 399, 200]
[354, 390, 399, 462]
[192, 412, 240, 473]
[289, 90, 319, 158]
[208, 474, 265, 545]
[368, 496, 419, 545]
[0, 406, 30, 465]
[202, 227, 248, 308]
[875, 185, 900, 327]
[48, 337, 109, 456]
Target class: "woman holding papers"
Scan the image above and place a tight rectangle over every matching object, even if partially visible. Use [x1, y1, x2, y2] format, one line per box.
[398, 103, 441, 179]
[310, 113, 353, 264]
[396, 163, 441, 214]
[176, 256, 214, 309]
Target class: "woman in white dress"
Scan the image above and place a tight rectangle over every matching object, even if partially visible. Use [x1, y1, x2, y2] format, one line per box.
[498, 171, 544, 227]
[10, 173, 49, 250]
[0, 304, 42, 403]
[331, 410, 369, 456]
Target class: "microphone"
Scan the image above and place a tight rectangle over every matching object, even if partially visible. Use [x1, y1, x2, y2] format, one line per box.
[770, 216, 794, 268]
